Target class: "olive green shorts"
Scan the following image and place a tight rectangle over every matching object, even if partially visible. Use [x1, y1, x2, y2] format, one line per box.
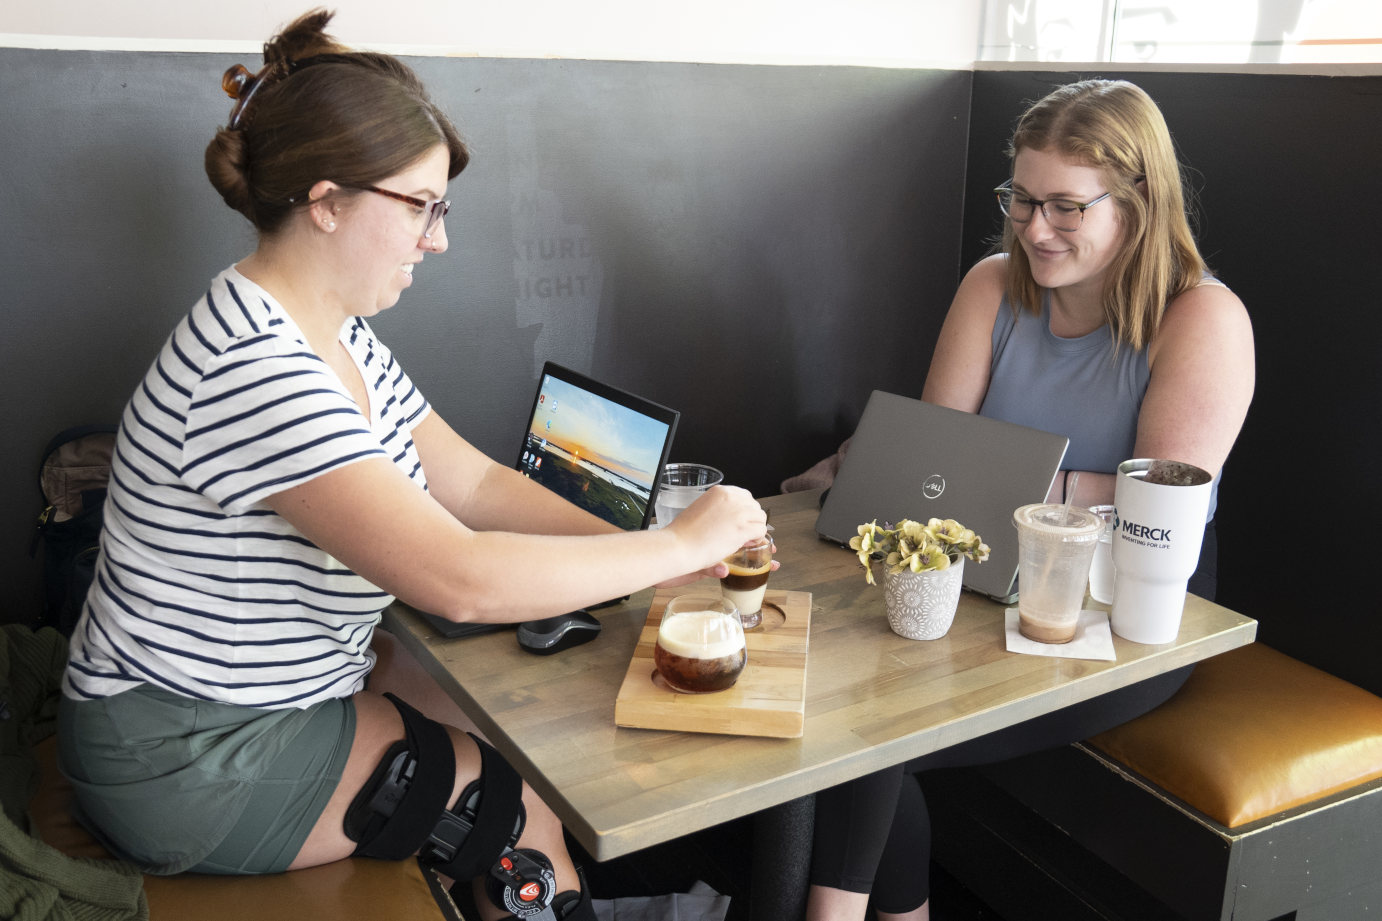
[58, 684, 355, 875]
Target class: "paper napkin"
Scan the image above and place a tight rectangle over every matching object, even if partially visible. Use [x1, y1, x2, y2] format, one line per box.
[1004, 608, 1116, 661]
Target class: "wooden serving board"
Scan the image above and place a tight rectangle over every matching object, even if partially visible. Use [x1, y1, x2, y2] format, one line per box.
[613, 587, 811, 738]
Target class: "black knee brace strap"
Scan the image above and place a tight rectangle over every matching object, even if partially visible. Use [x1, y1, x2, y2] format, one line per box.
[345, 693, 525, 883]
[431, 722, 526, 882]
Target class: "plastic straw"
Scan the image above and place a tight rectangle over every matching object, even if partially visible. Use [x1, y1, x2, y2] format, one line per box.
[1060, 471, 1080, 526]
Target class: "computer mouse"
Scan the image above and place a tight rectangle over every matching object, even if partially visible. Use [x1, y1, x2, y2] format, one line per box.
[515, 610, 602, 655]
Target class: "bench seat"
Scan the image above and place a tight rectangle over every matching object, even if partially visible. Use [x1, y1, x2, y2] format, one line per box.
[1088, 642, 1382, 827]
[29, 737, 453, 921]
[925, 642, 1382, 920]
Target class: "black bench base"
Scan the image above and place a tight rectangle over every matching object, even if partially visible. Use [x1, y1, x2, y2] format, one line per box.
[922, 745, 1382, 921]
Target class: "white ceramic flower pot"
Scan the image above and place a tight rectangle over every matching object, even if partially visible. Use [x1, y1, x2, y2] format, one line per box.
[883, 557, 965, 640]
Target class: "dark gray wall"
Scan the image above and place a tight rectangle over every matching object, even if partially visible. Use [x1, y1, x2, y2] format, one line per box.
[13, 49, 1378, 676]
[2, 48, 971, 619]
[965, 70, 1382, 693]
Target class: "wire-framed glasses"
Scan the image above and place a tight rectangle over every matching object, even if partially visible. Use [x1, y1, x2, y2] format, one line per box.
[994, 179, 1112, 233]
[357, 186, 451, 240]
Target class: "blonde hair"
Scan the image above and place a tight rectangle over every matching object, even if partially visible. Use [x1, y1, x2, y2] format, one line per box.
[1002, 79, 1206, 350]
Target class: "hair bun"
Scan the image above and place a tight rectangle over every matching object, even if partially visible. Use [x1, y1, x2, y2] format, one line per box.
[204, 127, 257, 221]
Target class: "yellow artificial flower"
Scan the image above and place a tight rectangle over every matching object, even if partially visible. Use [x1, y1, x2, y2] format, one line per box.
[850, 516, 988, 583]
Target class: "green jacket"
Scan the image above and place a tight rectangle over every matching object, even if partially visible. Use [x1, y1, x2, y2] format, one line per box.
[0, 624, 146, 921]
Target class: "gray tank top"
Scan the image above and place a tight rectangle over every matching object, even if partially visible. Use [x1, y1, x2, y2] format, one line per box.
[978, 293, 1218, 519]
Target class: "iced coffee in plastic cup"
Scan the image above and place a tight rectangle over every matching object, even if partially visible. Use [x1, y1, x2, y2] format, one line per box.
[654, 594, 747, 693]
[1013, 504, 1104, 644]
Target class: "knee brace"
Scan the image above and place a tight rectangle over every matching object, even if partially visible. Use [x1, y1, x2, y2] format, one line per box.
[345, 693, 524, 880]
[344, 694, 594, 920]
[491, 862, 597, 921]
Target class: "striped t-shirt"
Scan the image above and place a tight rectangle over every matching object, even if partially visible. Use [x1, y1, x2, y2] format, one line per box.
[63, 266, 432, 709]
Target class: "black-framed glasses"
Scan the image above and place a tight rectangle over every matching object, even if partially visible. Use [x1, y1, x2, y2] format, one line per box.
[994, 179, 1112, 233]
[357, 186, 450, 240]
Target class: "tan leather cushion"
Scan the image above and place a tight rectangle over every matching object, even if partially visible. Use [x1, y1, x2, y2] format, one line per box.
[1089, 643, 1382, 827]
[30, 737, 448, 921]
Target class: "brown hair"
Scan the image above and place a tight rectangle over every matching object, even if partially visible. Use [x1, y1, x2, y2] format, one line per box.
[205, 8, 468, 233]
[1001, 79, 1206, 350]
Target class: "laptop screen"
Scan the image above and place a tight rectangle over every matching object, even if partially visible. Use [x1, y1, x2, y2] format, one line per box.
[516, 362, 679, 532]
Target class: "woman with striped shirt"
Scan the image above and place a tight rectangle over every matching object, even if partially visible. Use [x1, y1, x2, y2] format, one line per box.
[57, 11, 768, 918]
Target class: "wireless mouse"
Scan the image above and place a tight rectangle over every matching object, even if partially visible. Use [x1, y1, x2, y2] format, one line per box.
[515, 610, 602, 655]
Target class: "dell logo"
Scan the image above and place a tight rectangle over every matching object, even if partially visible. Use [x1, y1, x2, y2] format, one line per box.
[921, 474, 945, 499]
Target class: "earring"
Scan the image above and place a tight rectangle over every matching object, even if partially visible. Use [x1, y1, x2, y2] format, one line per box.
[326, 221, 336, 230]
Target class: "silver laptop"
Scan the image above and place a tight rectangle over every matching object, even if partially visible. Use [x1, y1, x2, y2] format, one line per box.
[815, 390, 1068, 604]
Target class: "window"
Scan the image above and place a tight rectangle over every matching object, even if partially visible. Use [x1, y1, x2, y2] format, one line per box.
[978, 0, 1382, 64]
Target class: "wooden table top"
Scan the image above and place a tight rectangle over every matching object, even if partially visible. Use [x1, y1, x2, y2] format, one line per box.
[383, 489, 1256, 861]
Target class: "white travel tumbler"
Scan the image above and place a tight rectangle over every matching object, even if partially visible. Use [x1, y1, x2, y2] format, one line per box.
[1110, 459, 1212, 644]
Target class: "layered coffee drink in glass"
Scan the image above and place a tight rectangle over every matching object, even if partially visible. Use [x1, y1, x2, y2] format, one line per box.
[720, 534, 773, 629]
[654, 594, 747, 693]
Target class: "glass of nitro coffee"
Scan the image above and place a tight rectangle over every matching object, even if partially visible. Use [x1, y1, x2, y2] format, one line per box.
[654, 594, 747, 693]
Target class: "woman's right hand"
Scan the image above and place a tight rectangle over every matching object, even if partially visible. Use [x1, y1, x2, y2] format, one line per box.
[661, 485, 769, 581]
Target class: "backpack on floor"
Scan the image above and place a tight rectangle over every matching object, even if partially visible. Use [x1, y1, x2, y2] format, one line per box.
[30, 424, 118, 636]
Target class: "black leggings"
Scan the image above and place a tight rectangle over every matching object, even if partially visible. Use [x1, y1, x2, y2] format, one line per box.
[809, 523, 1216, 913]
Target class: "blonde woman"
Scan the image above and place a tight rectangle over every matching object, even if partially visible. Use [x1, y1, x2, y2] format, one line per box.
[805, 79, 1253, 921]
